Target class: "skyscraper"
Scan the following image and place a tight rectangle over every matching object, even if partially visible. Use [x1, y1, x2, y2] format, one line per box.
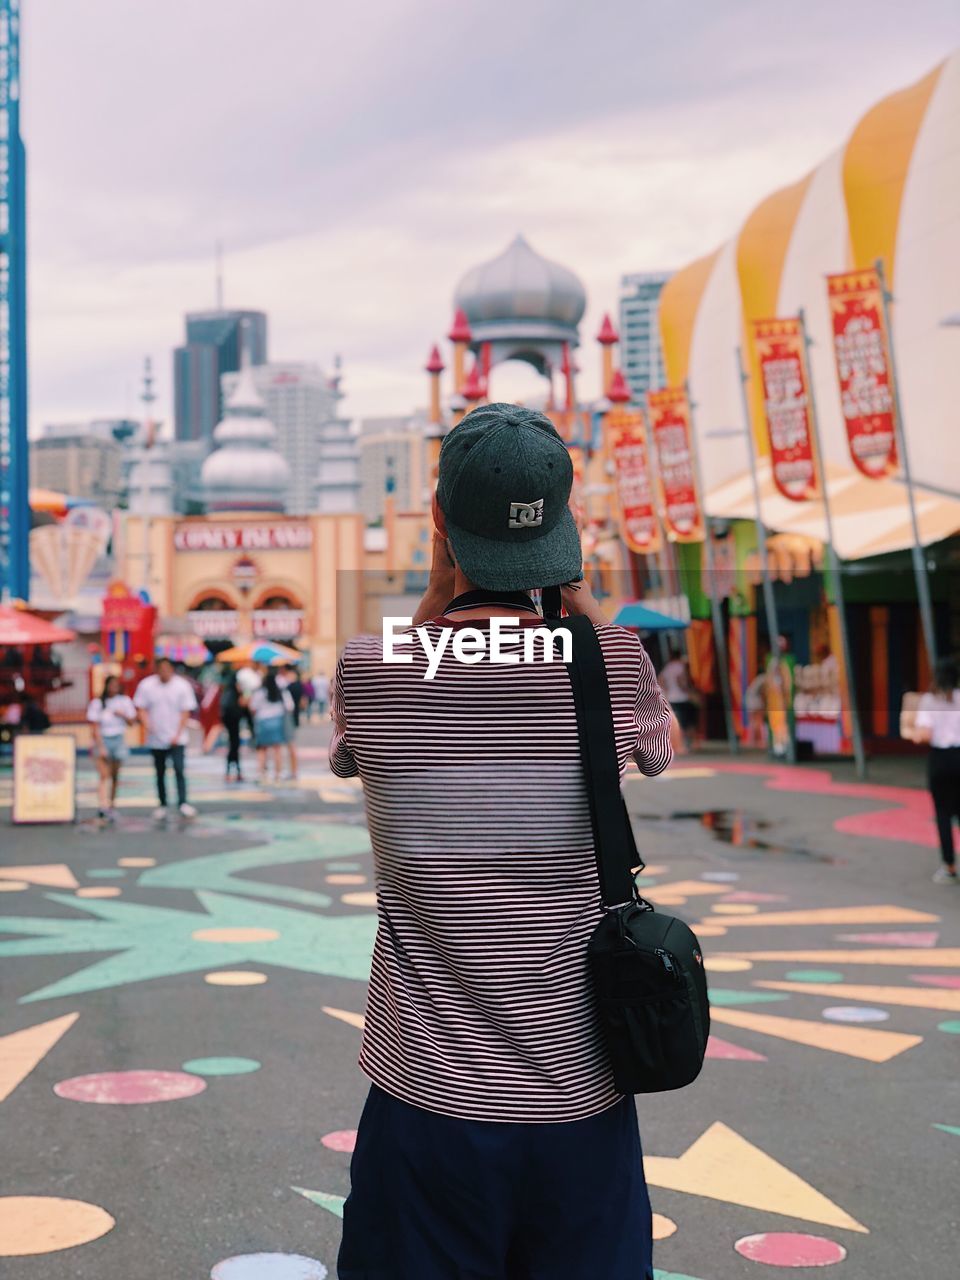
[619, 272, 670, 401]
[173, 309, 268, 444]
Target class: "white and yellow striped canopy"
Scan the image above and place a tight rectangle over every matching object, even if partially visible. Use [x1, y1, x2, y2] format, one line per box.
[660, 51, 960, 560]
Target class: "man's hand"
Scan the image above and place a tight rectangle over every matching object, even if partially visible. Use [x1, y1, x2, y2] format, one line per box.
[560, 579, 609, 626]
[412, 533, 456, 626]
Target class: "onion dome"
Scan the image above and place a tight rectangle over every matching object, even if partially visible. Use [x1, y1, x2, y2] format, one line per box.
[201, 365, 290, 513]
[596, 313, 619, 345]
[607, 369, 632, 404]
[454, 234, 586, 330]
[447, 309, 472, 344]
[425, 344, 445, 374]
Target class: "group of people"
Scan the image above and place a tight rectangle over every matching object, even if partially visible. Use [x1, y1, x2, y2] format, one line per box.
[87, 657, 197, 822]
[86, 657, 330, 820]
[219, 663, 316, 785]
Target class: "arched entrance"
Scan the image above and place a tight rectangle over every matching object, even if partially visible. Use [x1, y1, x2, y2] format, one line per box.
[251, 589, 304, 646]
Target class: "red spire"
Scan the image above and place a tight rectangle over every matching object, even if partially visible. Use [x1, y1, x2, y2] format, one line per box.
[425, 344, 445, 374]
[596, 312, 619, 346]
[462, 363, 484, 401]
[607, 369, 632, 404]
[448, 308, 472, 344]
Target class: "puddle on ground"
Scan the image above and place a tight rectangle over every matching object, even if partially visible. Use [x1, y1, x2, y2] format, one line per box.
[634, 809, 838, 863]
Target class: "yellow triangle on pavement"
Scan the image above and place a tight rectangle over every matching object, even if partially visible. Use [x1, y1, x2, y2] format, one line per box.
[0, 1013, 79, 1103]
[645, 1121, 867, 1232]
[0, 864, 79, 889]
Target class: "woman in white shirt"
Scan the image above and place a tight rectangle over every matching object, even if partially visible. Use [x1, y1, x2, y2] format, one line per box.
[247, 668, 294, 784]
[913, 657, 960, 883]
[86, 675, 137, 822]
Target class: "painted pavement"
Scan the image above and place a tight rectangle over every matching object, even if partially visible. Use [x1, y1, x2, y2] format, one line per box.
[0, 745, 956, 1277]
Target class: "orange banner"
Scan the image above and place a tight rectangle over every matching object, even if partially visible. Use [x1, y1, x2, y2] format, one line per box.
[647, 387, 704, 543]
[826, 268, 898, 479]
[751, 318, 819, 502]
[609, 408, 660, 555]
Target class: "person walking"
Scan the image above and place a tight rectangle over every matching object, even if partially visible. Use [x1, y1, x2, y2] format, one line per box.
[219, 668, 245, 784]
[87, 675, 137, 821]
[134, 657, 198, 821]
[911, 656, 960, 883]
[331, 404, 673, 1280]
[249, 669, 294, 784]
[278, 663, 304, 780]
[659, 647, 696, 749]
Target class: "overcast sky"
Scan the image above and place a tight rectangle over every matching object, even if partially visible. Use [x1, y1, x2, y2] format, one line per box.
[24, 0, 960, 431]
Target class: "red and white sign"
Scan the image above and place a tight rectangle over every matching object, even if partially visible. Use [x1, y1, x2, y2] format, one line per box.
[647, 388, 703, 543]
[187, 610, 240, 638]
[751, 318, 819, 502]
[252, 609, 304, 638]
[826, 268, 898, 478]
[610, 409, 660, 554]
[173, 522, 313, 553]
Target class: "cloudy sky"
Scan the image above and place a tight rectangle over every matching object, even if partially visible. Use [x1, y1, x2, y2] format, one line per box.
[24, 0, 959, 431]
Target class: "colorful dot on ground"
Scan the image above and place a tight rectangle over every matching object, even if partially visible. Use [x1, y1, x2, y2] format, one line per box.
[709, 989, 789, 1006]
[911, 974, 960, 989]
[734, 1231, 847, 1267]
[701, 871, 740, 882]
[937, 1020, 960, 1034]
[181, 1058, 261, 1076]
[704, 957, 753, 973]
[54, 1069, 206, 1104]
[0, 1195, 115, 1256]
[118, 857, 156, 868]
[933, 1123, 960, 1137]
[822, 1006, 890, 1023]
[75, 887, 122, 899]
[0, 881, 28, 891]
[321, 1129, 357, 1152]
[341, 891, 377, 907]
[693, 925, 728, 938]
[785, 970, 844, 983]
[192, 927, 279, 943]
[204, 971, 269, 986]
[326, 862, 361, 871]
[712, 904, 760, 916]
[86, 868, 126, 878]
[652, 1213, 677, 1240]
[325, 874, 367, 885]
[211, 1253, 328, 1279]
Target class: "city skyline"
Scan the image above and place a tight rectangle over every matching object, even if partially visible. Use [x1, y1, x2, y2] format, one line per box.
[24, 0, 960, 431]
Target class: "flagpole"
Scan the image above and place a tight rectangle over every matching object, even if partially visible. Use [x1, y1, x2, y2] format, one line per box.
[684, 382, 739, 755]
[734, 347, 795, 764]
[798, 310, 867, 779]
[874, 257, 937, 671]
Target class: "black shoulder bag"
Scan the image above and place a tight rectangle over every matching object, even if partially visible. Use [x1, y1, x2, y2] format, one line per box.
[555, 613, 710, 1093]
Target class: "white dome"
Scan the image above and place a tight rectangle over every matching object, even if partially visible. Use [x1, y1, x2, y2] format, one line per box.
[202, 362, 289, 512]
[455, 234, 586, 328]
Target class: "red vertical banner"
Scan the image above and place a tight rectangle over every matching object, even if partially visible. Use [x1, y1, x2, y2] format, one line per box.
[609, 408, 660, 555]
[826, 268, 898, 478]
[751, 318, 819, 502]
[647, 387, 704, 543]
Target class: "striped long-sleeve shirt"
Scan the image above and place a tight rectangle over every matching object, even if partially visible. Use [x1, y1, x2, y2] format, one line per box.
[330, 614, 673, 1122]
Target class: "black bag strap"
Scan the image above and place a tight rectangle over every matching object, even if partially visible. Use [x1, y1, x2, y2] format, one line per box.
[551, 615, 643, 909]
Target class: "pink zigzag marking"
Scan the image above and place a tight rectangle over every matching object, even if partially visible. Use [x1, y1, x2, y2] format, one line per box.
[709, 762, 951, 852]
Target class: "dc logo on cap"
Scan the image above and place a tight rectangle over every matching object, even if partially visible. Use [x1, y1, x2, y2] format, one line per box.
[508, 499, 544, 529]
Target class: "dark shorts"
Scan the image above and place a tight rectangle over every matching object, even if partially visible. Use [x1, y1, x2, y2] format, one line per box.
[671, 699, 697, 730]
[338, 1084, 653, 1280]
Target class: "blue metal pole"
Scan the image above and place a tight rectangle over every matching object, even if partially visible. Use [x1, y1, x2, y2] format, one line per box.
[0, 0, 29, 600]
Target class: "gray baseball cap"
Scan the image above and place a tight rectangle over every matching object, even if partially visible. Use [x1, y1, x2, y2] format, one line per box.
[437, 403, 582, 592]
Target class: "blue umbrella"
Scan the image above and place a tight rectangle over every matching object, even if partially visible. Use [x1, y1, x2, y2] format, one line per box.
[613, 602, 690, 631]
